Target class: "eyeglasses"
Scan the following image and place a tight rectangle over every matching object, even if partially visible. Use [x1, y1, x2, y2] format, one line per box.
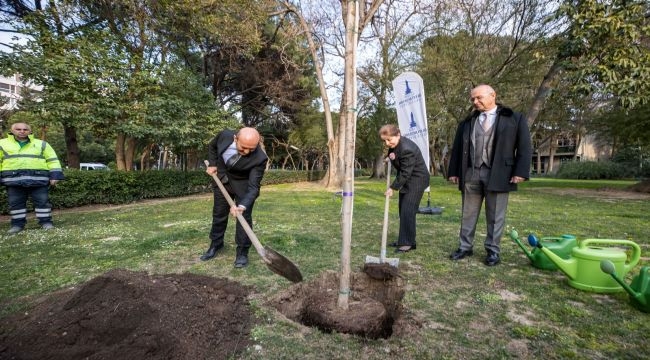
[14, 128, 30, 131]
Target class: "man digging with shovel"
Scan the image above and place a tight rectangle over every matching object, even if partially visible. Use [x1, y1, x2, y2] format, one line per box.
[201, 127, 268, 268]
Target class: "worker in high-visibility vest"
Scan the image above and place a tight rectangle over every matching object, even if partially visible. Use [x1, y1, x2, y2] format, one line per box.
[0, 122, 65, 234]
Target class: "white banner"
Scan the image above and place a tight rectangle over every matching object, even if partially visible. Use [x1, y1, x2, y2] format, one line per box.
[392, 72, 430, 177]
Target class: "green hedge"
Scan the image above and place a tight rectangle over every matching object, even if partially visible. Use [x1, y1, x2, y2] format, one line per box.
[555, 161, 630, 180]
[0, 169, 326, 214]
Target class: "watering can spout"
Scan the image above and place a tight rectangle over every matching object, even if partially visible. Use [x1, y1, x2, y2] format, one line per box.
[601, 260, 649, 307]
[527, 234, 578, 279]
[508, 229, 534, 260]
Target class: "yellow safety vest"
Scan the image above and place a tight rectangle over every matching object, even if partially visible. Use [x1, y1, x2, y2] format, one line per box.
[0, 134, 64, 187]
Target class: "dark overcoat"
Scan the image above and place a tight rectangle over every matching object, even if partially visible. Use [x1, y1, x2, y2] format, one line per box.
[447, 106, 531, 192]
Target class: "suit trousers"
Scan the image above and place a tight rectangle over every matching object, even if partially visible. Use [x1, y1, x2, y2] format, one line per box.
[209, 184, 254, 256]
[458, 166, 509, 254]
[397, 187, 425, 247]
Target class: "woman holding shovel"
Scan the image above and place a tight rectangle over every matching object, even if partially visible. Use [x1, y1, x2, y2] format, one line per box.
[379, 124, 430, 253]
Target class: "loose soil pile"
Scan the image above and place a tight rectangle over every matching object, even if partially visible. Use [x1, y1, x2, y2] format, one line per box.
[1, 267, 407, 359]
[0, 269, 254, 360]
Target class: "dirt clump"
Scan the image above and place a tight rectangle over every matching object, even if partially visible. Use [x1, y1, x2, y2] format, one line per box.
[2, 267, 408, 358]
[270, 269, 405, 339]
[0, 268, 254, 360]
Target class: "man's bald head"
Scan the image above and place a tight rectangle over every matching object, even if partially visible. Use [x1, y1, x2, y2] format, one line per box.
[10, 122, 32, 141]
[235, 127, 261, 156]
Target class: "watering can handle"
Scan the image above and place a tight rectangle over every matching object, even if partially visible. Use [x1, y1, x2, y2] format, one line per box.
[581, 239, 641, 270]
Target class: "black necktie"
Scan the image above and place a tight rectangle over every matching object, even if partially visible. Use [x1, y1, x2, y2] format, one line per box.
[226, 153, 241, 168]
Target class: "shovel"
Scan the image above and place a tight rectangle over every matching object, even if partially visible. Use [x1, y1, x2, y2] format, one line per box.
[204, 160, 303, 283]
[365, 160, 399, 269]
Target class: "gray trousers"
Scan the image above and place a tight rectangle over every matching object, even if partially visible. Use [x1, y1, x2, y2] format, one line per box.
[458, 166, 509, 254]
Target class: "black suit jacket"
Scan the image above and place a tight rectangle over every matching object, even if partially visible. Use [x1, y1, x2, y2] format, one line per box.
[448, 105, 532, 192]
[388, 136, 430, 193]
[207, 129, 268, 208]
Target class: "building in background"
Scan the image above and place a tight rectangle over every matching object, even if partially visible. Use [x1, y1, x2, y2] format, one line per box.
[532, 132, 612, 174]
[0, 74, 42, 132]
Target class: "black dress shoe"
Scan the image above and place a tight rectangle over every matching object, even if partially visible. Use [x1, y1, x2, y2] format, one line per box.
[234, 255, 248, 268]
[200, 245, 222, 261]
[449, 248, 473, 260]
[485, 252, 500, 266]
[389, 241, 399, 247]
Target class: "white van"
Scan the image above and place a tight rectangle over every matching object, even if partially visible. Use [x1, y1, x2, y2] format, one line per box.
[80, 162, 109, 171]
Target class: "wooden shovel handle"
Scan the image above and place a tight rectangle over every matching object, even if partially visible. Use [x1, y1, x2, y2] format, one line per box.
[204, 160, 267, 260]
[380, 160, 391, 262]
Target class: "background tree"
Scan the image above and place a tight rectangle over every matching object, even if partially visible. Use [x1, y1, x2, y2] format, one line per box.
[0, 0, 108, 168]
[589, 102, 650, 176]
[526, 0, 650, 128]
[357, 0, 440, 178]
[148, 1, 319, 166]
[418, 0, 557, 175]
[277, 0, 385, 189]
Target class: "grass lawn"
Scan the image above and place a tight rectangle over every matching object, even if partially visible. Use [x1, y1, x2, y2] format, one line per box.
[1, 176, 649, 359]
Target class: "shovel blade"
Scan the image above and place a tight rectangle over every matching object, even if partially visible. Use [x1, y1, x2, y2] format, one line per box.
[263, 246, 303, 283]
[365, 255, 399, 268]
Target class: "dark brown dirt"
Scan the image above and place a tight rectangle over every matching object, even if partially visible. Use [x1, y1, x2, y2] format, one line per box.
[362, 263, 401, 281]
[0, 269, 254, 360]
[270, 269, 405, 339]
[1, 267, 407, 359]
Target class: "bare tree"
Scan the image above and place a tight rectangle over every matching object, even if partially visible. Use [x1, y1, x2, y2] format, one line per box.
[276, 0, 384, 189]
[357, 0, 443, 178]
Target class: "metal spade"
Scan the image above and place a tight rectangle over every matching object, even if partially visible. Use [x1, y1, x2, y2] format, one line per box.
[204, 160, 303, 283]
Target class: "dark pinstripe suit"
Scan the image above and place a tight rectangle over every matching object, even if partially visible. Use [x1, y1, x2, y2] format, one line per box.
[388, 136, 430, 247]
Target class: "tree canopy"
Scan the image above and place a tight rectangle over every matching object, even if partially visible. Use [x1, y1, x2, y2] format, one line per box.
[0, 0, 648, 175]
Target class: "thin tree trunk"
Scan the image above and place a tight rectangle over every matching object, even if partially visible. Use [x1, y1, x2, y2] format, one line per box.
[525, 59, 564, 128]
[63, 125, 80, 169]
[338, 0, 358, 311]
[187, 149, 198, 170]
[115, 132, 126, 170]
[573, 132, 582, 161]
[161, 146, 169, 169]
[279, 2, 335, 186]
[125, 137, 136, 171]
[370, 153, 385, 179]
[548, 134, 557, 173]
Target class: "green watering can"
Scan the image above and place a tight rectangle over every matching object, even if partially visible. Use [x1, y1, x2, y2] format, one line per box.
[508, 230, 576, 270]
[601, 260, 650, 313]
[528, 235, 641, 293]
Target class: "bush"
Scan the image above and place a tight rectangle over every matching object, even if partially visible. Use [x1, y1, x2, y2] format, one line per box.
[555, 161, 630, 180]
[611, 147, 650, 179]
[0, 169, 326, 214]
[262, 169, 326, 185]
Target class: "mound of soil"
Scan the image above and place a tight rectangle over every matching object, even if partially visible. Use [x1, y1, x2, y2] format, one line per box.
[270, 269, 405, 339]
[0, 269, 254, 360]
[2, 267, 408, 359]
